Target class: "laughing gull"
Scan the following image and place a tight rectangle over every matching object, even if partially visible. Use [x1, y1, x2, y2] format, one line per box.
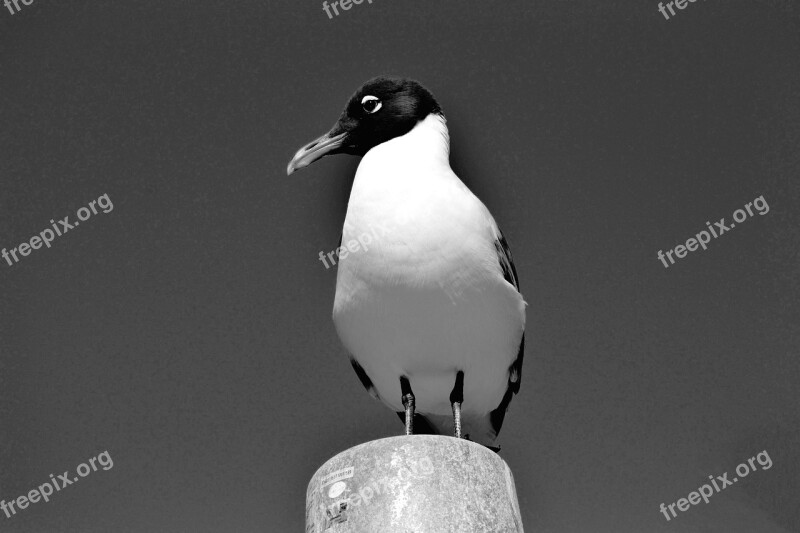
[287, 77, 526, 449]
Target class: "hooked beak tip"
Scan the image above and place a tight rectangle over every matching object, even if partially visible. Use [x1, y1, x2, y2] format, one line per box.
[286, 130, 347, 177]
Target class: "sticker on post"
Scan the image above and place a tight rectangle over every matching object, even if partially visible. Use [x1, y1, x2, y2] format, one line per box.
[320, 467, 354, 488]
[327, 481, 347, 499]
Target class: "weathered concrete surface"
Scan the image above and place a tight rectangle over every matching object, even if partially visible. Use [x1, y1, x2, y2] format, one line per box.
[305, 435, 524, 533]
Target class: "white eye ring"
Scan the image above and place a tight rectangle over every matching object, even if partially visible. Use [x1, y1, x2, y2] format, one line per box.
[361, 95, 382, 114]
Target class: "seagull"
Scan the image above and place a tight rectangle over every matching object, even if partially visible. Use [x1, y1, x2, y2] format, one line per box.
[287, 76, 526, 450]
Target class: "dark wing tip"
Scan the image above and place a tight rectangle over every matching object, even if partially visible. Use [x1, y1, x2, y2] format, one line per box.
[494, 228, 520, 292]
[489, 227, 525, 437]
[489, 333, 525, 436]
[350, 358, 380, 400]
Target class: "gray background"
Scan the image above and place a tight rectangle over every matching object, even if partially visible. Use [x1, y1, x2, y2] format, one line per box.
[1, 0, 799, 531]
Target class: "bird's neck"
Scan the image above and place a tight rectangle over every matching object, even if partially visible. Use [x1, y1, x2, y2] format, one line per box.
[348, 113, 459, 220]
[365, 112, 451, 169]
[343, 112, 469, 262]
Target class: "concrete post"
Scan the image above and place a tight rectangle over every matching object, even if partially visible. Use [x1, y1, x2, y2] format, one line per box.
[305, 435, 524, 533]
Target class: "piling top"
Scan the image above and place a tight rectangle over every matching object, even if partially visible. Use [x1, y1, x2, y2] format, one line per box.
[305, 435, 524, 533]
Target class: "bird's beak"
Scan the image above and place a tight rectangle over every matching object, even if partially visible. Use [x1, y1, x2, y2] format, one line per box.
[286, 129, 348, 175]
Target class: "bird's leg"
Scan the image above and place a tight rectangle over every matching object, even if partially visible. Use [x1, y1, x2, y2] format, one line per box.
[450, 371, 465, 439]
[452, 402, 462, 439]
[400, 376, 415, 436]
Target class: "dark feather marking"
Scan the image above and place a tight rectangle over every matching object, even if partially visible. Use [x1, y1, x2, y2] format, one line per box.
[494, 228, 520, 291]
[489, 228, 525, 436]
[490, 334, 525, 435]
[508, 333, 524, 395]
[350, 358, 380, 400]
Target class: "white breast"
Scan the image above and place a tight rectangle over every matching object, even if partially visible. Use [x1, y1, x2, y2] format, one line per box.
[332, 115, 526, 417]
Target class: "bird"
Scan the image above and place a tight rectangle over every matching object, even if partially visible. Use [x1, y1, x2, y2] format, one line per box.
[287, 76, 526, 450]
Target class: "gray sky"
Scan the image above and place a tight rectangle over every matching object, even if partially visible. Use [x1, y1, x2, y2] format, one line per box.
[1, 1, 798, 531]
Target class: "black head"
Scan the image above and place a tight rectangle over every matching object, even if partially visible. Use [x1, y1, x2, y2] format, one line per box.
[287, 76, 442, 175]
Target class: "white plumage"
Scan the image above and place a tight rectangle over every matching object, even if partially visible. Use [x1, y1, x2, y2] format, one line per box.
[332, 115, 526, 447]
[288, 77, 526, 448]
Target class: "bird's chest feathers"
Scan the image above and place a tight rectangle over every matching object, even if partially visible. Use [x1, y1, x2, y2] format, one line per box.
[337, 172, 492, 310]
[335, 114, 494, 299]
[342, 165, 471, 272]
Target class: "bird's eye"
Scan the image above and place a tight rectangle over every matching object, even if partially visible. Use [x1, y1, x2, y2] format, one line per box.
[361, 95, 382, 114]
